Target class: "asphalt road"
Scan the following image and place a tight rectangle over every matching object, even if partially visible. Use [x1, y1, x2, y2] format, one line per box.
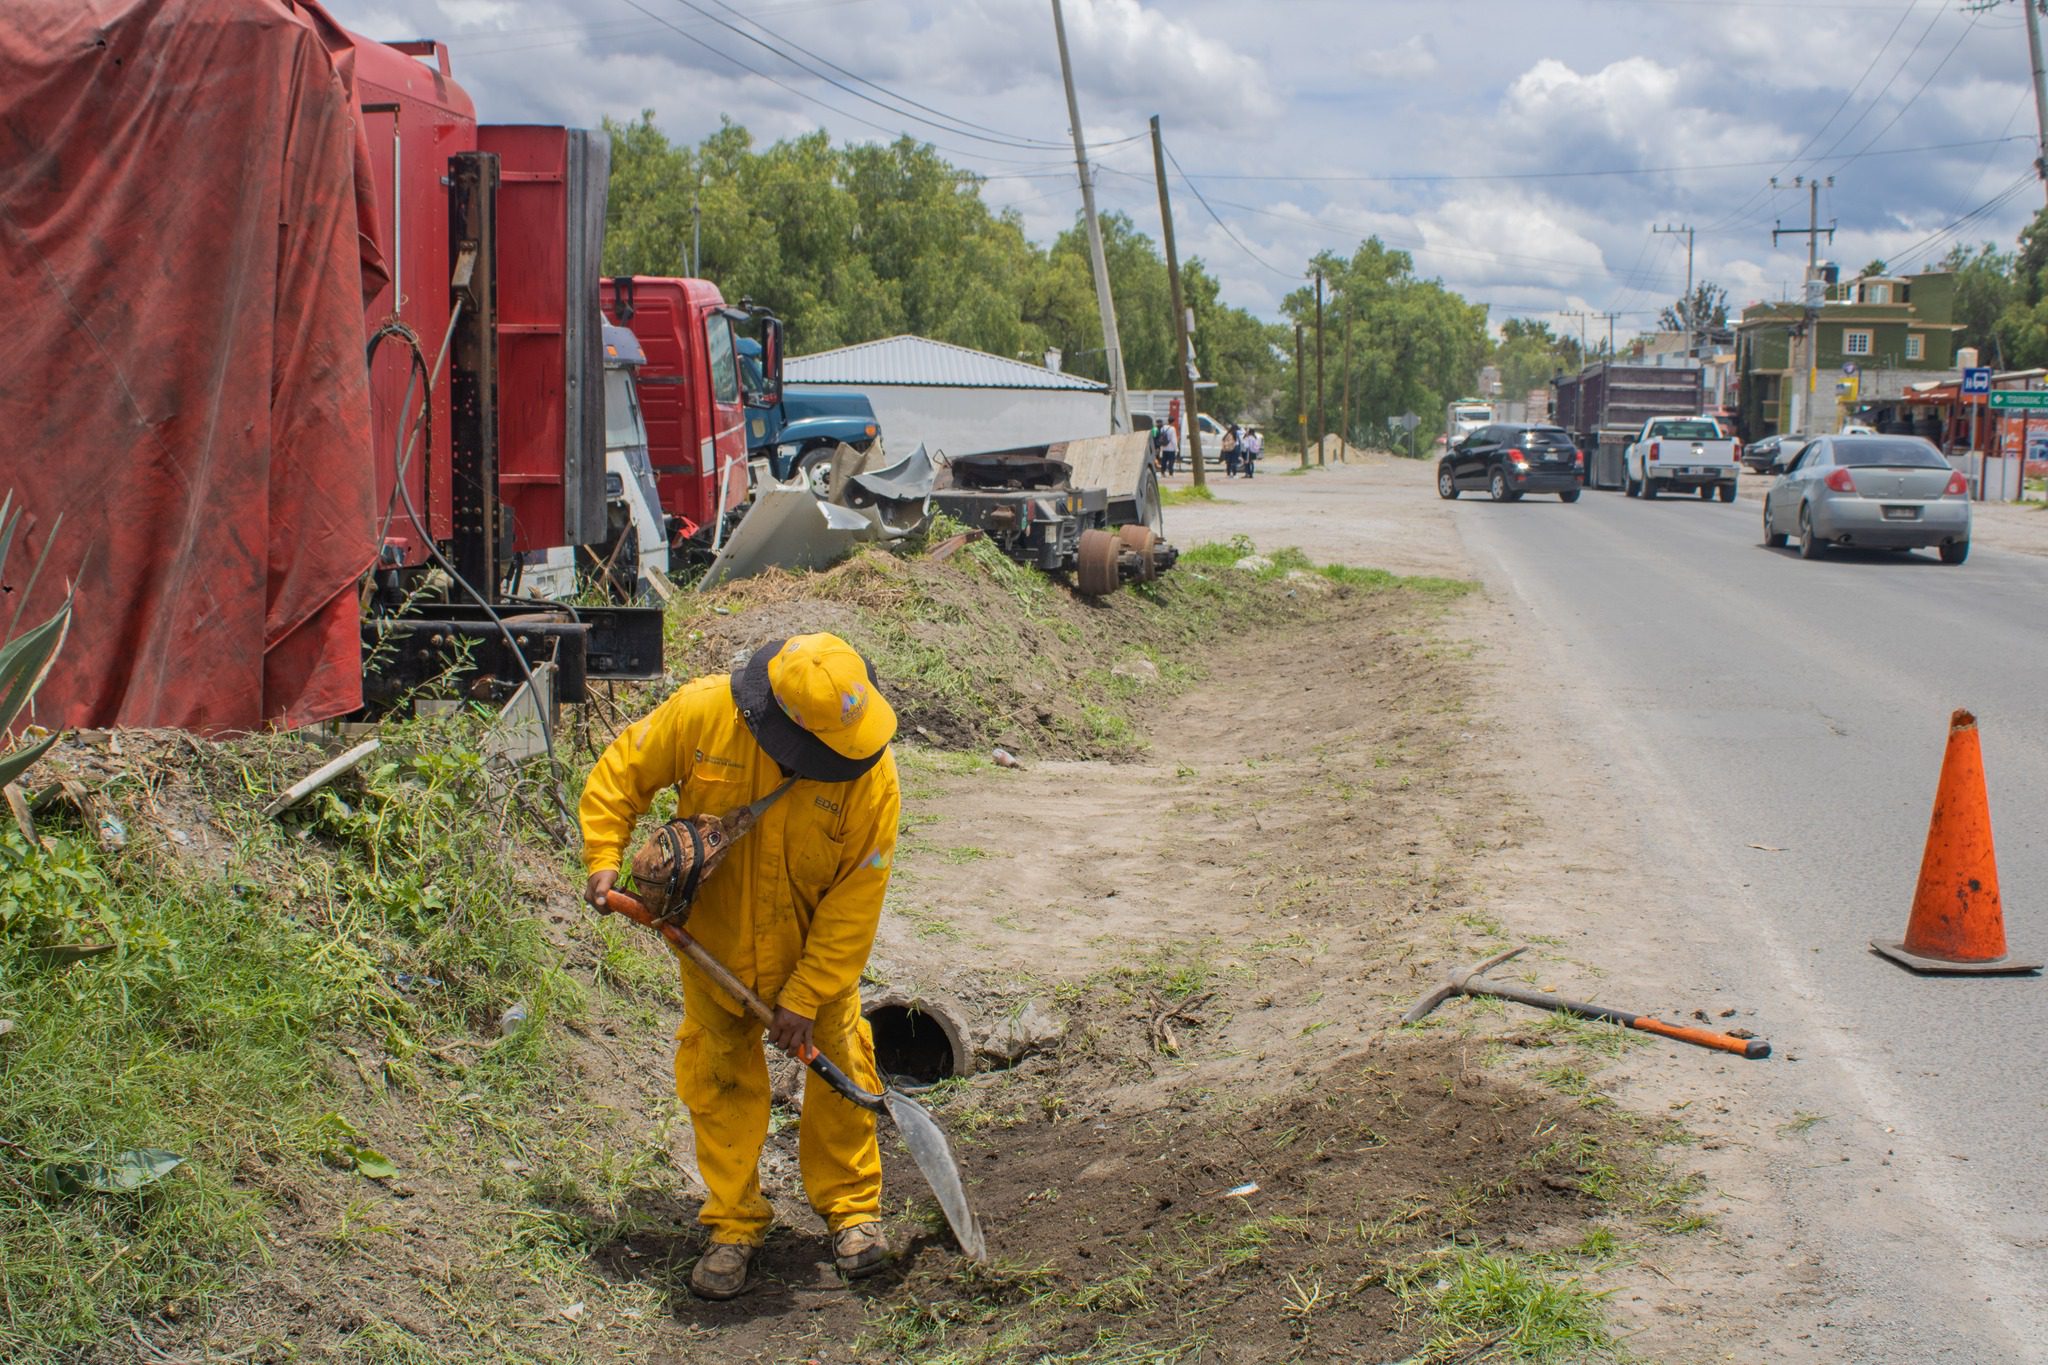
[1452, 482, 2048, 1361]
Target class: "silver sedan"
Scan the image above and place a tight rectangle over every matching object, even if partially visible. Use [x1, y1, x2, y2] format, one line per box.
[1762, 433, 1971, 564]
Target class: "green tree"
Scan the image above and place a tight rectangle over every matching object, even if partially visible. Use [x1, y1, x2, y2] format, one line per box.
[1490, 318, 1582, 404]
[1658, 282, 1729, 336]
[1940, 241, 2014, 365]
[1996, 206, 2048, 370]
[1284, 241, 1487, 448]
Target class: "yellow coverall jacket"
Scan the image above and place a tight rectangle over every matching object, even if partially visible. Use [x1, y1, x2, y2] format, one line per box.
[580, 675, 900, 1245]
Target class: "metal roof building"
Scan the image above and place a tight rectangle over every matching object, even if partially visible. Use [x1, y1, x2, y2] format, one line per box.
[785, 335, 1111, 455]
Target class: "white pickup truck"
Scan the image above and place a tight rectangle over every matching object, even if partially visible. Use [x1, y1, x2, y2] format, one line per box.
[1623, 415, 1741, 502]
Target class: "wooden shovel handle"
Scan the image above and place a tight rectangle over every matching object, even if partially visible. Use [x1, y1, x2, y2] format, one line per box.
[1631, 1015, 1771, 1059]
[604, 889, 776, 1029]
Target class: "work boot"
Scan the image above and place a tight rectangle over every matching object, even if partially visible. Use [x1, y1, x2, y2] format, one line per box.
[832, 1222, 892, 1279]
[689, 1242, 756, 1300]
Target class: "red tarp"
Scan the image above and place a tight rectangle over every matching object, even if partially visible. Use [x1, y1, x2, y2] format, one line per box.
[0, 0, 384, 731]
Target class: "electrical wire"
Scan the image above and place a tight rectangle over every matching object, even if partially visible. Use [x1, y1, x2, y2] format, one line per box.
[693, 0, 1070, 150]
[612, 0, 1087, 170]
[368, 302, 578, 837]
[1829, 8, 1983, 170]
[1810, 1, 1950, 165]
[1156, 141, 1295, 280]
[1152, 135, 2030, 186]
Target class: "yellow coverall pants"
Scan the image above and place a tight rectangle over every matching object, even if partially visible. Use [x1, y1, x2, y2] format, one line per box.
[674, 961, 885, 1246]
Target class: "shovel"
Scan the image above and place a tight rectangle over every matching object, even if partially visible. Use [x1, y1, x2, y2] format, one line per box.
[602, 887, 987, 1262]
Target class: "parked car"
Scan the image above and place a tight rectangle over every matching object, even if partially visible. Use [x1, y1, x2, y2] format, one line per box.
[1437, 422, 1582, 502]
[1761, 434, 1970, 563]
[1623, 415, 1740, 500]
[1743, 433, 1788, 474]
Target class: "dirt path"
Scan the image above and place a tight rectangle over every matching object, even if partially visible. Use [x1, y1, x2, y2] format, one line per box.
[624, 489, 1744, 1362]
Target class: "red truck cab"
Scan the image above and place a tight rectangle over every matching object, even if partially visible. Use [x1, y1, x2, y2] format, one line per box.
[600, 276, 751, 549]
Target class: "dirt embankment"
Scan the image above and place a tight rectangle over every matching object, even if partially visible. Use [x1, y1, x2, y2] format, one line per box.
[6, 518, 1708, 1365]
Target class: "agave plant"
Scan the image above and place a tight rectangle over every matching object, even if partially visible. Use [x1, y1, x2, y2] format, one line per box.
[0, 492, 71, 789]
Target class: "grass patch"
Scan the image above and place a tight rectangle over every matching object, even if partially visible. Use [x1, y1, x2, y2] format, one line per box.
[1389, 1246, 1614, 1361]
[1179, 537, 1477, 599]
[1160, 483, 1222, 506]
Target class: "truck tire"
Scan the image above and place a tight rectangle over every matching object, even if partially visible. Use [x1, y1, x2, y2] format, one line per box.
[1076, 528, 1121, 596]
[1719, 482, 1737, 504]
[1698, 484, 1714, 500]
[1642, 476, 1659, 499]
[1624, 467, 1640, 497]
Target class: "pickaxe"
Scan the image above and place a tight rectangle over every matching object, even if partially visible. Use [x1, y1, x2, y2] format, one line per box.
[1403, 946, 1770, 1060]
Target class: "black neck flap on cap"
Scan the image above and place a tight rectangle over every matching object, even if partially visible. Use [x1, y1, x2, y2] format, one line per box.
[730, 637, 886, 783]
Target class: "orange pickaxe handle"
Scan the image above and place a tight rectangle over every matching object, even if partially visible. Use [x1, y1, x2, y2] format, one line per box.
[1629, 1015, 1770, 1059]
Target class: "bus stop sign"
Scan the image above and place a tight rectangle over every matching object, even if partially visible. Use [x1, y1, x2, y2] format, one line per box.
[1963, 367, 1992, 396]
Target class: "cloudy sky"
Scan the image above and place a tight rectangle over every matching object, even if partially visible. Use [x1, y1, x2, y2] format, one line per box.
[324, 0, 2045, 334]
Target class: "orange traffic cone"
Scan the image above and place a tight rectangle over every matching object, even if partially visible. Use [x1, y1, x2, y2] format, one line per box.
[1873, 710, 2040, 975]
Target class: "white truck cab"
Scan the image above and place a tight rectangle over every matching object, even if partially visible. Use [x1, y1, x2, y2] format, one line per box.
[1624, 415, 1741, 502]
[520, 322, 672, 602]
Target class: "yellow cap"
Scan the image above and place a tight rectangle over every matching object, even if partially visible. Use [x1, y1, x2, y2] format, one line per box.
[766, 633, 897, 762]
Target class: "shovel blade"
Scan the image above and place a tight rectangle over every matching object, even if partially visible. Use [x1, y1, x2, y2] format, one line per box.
[882, 1090, 986, 1262]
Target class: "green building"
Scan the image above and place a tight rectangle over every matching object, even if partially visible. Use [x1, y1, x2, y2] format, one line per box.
[1734, 270, 1965, 437]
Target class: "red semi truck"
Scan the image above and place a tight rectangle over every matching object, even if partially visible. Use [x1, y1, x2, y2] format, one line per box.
[600, 277, 761, 555]
[1, 5, 663, 728]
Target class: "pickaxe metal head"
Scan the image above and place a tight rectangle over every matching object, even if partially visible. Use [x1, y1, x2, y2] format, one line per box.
[1400, 945, 1529, 1025]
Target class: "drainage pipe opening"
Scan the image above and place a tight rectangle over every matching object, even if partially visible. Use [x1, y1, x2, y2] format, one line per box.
[864, 998, 968, 1089]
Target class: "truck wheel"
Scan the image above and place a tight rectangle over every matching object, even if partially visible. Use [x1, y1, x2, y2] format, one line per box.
[1698, 484, 1714, 500]
[1642, 477, 1659, 500]
[1624, 469, 1640, 498]
[1116, 524, 1160, 581]
[1719, 482, 1737, 504]
[1076, 528, 1121, 596]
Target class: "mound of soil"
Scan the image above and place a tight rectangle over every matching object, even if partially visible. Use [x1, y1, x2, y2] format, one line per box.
[612, 1033, 1612, 1364]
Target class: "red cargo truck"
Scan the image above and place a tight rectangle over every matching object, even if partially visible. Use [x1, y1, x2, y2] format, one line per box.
[600, 277, 762, 557]
[0, 4, 662, 729]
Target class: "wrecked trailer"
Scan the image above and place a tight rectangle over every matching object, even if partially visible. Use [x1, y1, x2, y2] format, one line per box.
[696, 442, 936, 591]
[931, 434, 1176, 597]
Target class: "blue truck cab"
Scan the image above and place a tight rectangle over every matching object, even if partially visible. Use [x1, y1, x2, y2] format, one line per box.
[734, 321, 881, 485]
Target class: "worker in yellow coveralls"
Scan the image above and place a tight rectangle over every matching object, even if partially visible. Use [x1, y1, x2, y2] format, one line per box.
[580, 633, 900, 1300]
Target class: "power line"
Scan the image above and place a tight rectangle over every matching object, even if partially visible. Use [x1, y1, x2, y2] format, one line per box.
[1701, 1, 1921, 233]
[1810, 2, 1949, 164]
[1829, 5, 1984, 169]
[1156, 135, 2030, 185]
[1154, 143, 1296, 280]
[664, 0, 1071, 151]
[608, 0, 1098, 170]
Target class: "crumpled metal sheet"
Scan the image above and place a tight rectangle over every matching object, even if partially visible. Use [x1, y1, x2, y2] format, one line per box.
[696, 444, 936, 591]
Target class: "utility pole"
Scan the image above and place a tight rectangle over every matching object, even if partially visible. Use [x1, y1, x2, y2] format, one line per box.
[1149, 116, 1204, 487]
[1773, 174, 1836, 434]
[1604, 311, 1617, 359]
[1050, 0, 1130, 433]
[1653, 223, 1696, 360]
[2022, 0, 2048, 205]
[1313, 270, 1327, 466]
[1562, 310, 1589, 361]
[1340, 312, 1353, 462]
[691, 186, 702, 277]
[1295, 323, 1308, 469]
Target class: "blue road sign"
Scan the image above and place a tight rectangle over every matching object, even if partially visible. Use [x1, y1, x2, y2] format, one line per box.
[1962, 367, 1992, 395]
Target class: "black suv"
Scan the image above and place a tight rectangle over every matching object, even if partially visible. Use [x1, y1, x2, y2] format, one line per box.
[1438, 423, 1582, 502]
